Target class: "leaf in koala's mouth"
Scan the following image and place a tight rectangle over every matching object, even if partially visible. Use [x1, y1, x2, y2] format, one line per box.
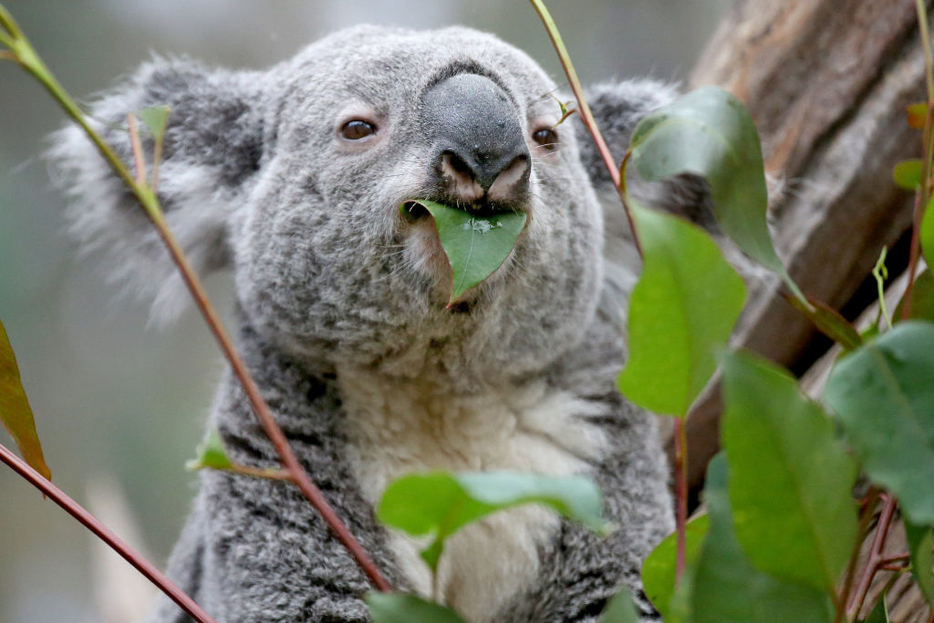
[401, 200, 527, 304]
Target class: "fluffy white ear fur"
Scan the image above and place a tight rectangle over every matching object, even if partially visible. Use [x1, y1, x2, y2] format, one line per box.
[47, 59, 262, 325]
[51, 133, 231, 324]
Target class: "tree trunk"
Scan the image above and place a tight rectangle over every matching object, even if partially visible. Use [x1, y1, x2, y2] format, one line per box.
[681, 0, 925, 485]
[683, 2, 931, 619]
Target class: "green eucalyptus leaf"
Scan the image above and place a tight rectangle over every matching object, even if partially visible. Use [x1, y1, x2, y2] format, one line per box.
[893, 159, 924, 190]
[137, 105, 171, 142]
[377, 471, 608, 572]
[186, 428, 232, 471]
[907, 102, 929, 129]
[403, 200, 527, 304]
[905, 520, 934, 604]
[691, 455, 834, 623]
[825, 321, 934, 524]
[923, 194, 934, 267]
[599, 590, 640, 623]
[664, 565, 695, 623]
[365, 592, 466, 623]
[862, 593, 890, 623]
[721, 350, 858, 591]
[641, 513, 709, 618]
[0, 318, 50, 480]
[628, 85, 803, 301]
[894, 268, 934, 322]
[618, 204, 746, 417]
[786, 294, 862, 351]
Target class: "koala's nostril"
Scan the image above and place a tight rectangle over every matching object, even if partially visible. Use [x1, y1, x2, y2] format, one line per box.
[487, 155, 530, 203]
[443, 151, 474, 180]
[440, 152, 485, 203]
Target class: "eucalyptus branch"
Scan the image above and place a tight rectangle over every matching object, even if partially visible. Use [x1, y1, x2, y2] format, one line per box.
[529, 0, 643, 258]
[848, 495, 899, 618]
[673, 417, 688, 582]
[126, 113, 147, 185]
[193, 464, 293, 481]
[0, 2, 390, 594]
[878, 552, 911, 566]
[835, 487, 881, 623]
[0, 442, 216, 623]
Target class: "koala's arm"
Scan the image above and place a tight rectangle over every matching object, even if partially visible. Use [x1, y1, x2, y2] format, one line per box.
[146, 367, 404, 623]
[149, 474, 375, 623]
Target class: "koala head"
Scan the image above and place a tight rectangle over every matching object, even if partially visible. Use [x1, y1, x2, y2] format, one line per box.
[52, 25, 608, 385]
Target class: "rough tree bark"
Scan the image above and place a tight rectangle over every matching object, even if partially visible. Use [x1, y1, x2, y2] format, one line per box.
[682, 0, 925, 486]
[681, 2, 931, 620]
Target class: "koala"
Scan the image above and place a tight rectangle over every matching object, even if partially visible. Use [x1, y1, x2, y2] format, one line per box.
[50, 24, 709, 623]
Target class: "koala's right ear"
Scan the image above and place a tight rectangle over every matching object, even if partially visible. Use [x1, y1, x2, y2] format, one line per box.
[49, 58, 266, 323]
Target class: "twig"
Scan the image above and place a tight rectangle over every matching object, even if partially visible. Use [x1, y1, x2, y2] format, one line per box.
[152, 125, 163, 191]
[878, 552, 911, 565]
[0, 3, 391, 593]
[0, 442, 216, 623]
[673, 417, 688, 582]
[528, 0, 643, 258]
[126, 113, 146, 185]
[848, 496, 899, 618]
[194, 464, 293, 481]
[836, 488, 881, 623]
[872, 247, 893, 330]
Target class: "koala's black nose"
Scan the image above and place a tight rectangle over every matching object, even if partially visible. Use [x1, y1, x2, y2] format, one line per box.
[421, 73, 530, 205]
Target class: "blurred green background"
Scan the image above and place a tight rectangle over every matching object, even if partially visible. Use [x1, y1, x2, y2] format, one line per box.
[0, 1, 729, 620]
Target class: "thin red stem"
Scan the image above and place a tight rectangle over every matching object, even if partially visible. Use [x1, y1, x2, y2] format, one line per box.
[848, 496, 898, 618]
[126, 113, 146, 185]
[673, 417, 688, 582]
[0, 443, 216, 623]
[528, 0, 642, 257]
[878, 552, 910, 565]
[836, 488, 880, 623]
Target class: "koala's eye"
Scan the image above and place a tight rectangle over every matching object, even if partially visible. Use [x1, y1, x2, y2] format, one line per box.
[532, 127, 559, 150]
[341, 119, 377, 140]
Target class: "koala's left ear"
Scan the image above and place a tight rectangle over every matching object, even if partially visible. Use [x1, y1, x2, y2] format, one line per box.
[577, 79, 717, 317]
[575, 79, 713, 222]
[49, 58, 266, 322]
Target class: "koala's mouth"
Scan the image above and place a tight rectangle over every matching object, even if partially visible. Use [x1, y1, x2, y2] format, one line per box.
[401, 199, 520, 222]
[399, 199, 528, 306]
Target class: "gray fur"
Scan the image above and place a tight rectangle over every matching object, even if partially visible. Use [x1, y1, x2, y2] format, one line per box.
[50, 25, 685, 622]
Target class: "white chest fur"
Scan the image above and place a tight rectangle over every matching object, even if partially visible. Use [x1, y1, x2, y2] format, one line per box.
[337, 365, 609, 623]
